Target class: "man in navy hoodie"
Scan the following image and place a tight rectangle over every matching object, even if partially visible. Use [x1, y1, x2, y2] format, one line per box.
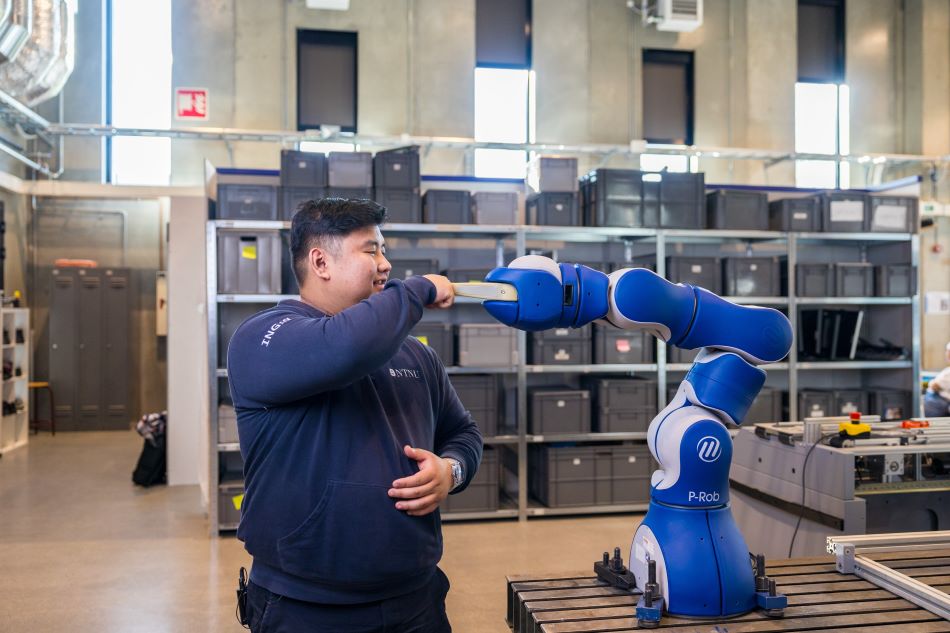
[228, 197, 483, 632]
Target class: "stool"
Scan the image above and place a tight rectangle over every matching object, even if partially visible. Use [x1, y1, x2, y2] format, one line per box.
[29, 381, 55, 436]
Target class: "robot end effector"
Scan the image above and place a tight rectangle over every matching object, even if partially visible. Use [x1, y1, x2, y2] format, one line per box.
[482, 255, 792, 368]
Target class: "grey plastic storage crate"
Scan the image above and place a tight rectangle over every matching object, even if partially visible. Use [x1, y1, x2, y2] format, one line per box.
[745, 388, 784, 424]
[526, 192, 580, 226]
[373, 146, 420, 190]
[530, 445, 597, 507]
[217, 303, 262, 367]
[666, 256, 722, 293]
[374, 189, 422, 223]
[218, 404, 239, 444]
[835, 262, 873, 297]
[423, 190, 473, 224]
[529, 156, 578, 192]
[769, 198, 821, 231]
[723, 257, 781, 297]
[644, 172, 705, 229]
[217, 231, 282, 294]
[794, 263, 833, 297]
[281, 231, 299, 295]
[593, 444, 654, 505]
[280, 149, 327, 187]
[389, 259, 439, 280]
[442, 448, 499, 513]
[328, 152, 372, 188]
[472, 191, 518, 225]
[280, 186, 325, 221]
[216, 183, 278, 220]
[870, 389, 911, 420]
[449, 374, 499, 437]
[799, 390, 834, 419]
[706, 190, 769, 230]
[875, 264, 915, 297]
[583, 169, 644, 227]
[867, 196, 917, 233]
[326, 187, 372, 200]
[528, 388, 590, 435]
[593, 324, 654, 364]
[815, 192, 868, 232]
[444, 267, 493, 283]
[530, 326, 592, 365]
[589, 378, 657, 433]
[458, 324, 517, 367]
[411, 322, 455, 366]
[668, 346, 700, 364]
[833, 389, 869, 416]
[218, 483, 244, 526]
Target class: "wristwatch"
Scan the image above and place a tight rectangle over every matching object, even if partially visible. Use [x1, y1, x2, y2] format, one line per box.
[445, 457, 464, 491]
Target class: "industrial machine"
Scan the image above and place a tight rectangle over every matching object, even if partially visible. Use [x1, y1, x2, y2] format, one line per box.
[462, 256, 793, 625]
[731, 415, 950, 559]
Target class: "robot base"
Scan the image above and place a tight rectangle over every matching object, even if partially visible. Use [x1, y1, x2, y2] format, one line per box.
[630, 500, 758, 619]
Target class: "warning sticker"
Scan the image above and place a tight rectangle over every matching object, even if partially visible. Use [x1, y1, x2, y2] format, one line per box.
[417, 335, 429, 346]
[232, 494, 244, 510]
[241, 245, 257, 260]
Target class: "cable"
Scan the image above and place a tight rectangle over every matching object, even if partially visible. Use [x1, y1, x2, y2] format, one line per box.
[788, 432, 837, 559]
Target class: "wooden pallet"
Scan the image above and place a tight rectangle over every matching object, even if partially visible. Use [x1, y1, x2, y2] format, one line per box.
[506, 549, 950, 632]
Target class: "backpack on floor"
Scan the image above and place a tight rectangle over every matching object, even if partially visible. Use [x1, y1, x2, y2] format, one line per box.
[132, 432, 167, 487]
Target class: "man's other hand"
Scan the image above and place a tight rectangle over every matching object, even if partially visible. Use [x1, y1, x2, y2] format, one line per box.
[422, 275, 455, 309]
[388, 445, 453, 516]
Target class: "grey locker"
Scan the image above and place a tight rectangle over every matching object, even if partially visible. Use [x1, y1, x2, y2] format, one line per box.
[50, 269, 79, 430]
[49, 268, 131, 431]
[78, 270, 103, 427]
[102, 269, 130, 427]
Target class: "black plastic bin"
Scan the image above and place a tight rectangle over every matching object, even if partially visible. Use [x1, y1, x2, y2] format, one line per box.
[666, 256, 722, 293]
[875, 264, 915, 297]
[814, 192, 868, 232]
[723, 257, 781, 297]
[442, 448, 499, 513]
[280, 186, 325, 221]
[528, 388, 591, 435]
[526, 192, 580, 226]
[449, 374, 499, 437]
[835, 262, 873, 297]
[375, 189, 422, 223]
[769, 198, 821, 231]
[593, 324, 654, 364]
[706, 190, 769, 230]
[280, 149, 327, 187]
[423, 190, 472, 224]
[411, 322, 456, 366]
[373, 146, 420, 190]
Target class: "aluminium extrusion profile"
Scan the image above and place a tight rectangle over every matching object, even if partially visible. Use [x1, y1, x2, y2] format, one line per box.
[827, 531, 950, 620]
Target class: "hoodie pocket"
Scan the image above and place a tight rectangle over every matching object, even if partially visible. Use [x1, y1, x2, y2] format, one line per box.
[276, 480, 442, 587]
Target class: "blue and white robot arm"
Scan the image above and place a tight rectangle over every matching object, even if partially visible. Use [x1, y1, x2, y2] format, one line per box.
[481, 256, 793, 619]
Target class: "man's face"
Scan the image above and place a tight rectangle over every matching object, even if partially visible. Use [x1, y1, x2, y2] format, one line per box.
[324, 225, 392, 307]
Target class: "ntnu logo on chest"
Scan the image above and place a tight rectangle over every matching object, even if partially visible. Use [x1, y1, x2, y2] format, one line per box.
[390, 368, 421, 379]
[260, 317, 293, 347]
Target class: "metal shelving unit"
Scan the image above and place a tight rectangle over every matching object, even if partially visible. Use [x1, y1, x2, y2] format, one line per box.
[206, 217, 921, 529]
[0, 308, 30, 457]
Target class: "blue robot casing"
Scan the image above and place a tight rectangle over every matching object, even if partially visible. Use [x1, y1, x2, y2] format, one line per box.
[481, 257, 792, 618]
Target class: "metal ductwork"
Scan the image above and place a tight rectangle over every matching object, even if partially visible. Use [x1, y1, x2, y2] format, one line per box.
[0, 0, 75, 106]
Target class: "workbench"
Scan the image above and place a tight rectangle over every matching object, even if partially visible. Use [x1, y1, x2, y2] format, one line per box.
[506, 548, 950, 632]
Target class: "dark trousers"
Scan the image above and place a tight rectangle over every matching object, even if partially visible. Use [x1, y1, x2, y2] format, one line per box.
[925, 391, 950, 417]
[247, 568, 452, 633]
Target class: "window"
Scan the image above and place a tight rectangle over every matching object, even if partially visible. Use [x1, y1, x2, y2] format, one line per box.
[474, 0, 532, 179]
[795, 0, 848, 188]
[109, 0, 172, 185]
[473, 68, 533, 179]
[642, 50, 694, 145]
[798, 0, 845, 84]
[298, 141, 357, 154]
[297, 30, 358, 132]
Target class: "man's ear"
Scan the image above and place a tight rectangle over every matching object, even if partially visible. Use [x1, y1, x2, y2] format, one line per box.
[309, 247, 331, 281]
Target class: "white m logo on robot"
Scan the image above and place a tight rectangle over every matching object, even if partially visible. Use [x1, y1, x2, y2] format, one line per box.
[697, 436, 722, 462]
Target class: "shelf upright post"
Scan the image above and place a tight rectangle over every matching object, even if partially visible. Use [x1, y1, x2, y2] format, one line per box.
[911, 233, 921, 416]
[206, 220, 220, 536]
[655, 230, 667, 410]
[515, 227, 528, 521]
[787, 233, 798, 423]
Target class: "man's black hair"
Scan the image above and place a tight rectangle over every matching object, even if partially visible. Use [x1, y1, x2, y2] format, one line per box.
[290, 197, 388, 284]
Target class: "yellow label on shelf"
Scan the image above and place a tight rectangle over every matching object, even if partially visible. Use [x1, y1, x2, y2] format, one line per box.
[232, 493, 244, 510]
[417, 335, 429, 346]
[241, 245, 257, 260]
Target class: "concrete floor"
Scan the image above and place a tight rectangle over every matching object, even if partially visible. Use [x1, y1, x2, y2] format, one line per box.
[0, 431, 644, 632]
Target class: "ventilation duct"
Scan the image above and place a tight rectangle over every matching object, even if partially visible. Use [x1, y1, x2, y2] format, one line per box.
[0, 0, 75, 106]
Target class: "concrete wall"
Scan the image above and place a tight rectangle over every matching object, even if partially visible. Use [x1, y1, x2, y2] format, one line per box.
[41, 0, 943, 188]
